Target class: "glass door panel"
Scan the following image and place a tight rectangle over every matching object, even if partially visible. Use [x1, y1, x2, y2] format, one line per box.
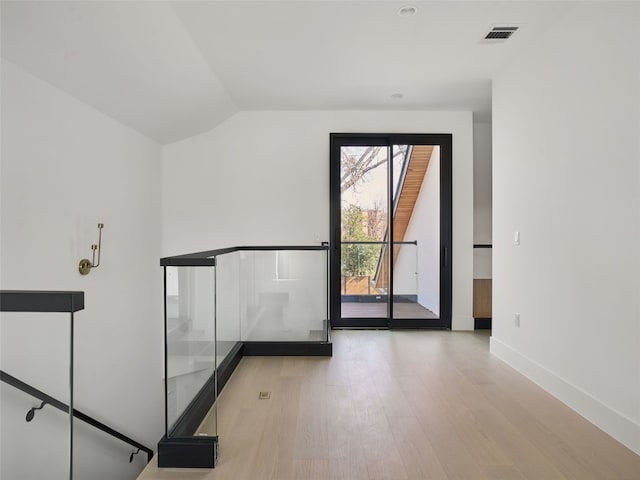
[392, 242, 439, 320]
[340, 146, 389, 319]
[390, 144, 441, 325]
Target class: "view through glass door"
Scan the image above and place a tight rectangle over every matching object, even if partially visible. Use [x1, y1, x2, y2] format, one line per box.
[340, 144, 390, 323]
[330, 134, 452, 329]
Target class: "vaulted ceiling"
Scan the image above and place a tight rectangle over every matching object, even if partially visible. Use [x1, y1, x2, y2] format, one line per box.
[1, 1, 573, 144]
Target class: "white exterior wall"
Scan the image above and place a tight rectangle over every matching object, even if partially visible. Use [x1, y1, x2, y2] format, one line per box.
[395, 148, 440, 314]
[0, 60, 164, 479]
[491, 3, 640, 453]
[163, 110, 474, 330]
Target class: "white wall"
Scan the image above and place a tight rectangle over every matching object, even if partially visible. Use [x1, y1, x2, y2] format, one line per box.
[0, 60, 164, 477]
[474, 122, 492, 244]
[163, 110, 474, 330]
[491, 2, 640, 453]
[473, 122, 492, 279]
[395, 148, 440, 314]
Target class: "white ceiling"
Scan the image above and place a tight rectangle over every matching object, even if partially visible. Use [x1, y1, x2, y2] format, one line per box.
[1, 1, 573, 144]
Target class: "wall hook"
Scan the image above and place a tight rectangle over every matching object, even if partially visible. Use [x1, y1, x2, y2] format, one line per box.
[79, 223, 104, 275]
[26, 401, 47, 422]
[129, 448, 141, 463]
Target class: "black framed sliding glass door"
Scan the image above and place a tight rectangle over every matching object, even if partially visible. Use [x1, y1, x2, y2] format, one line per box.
[329, 134, 452, 329]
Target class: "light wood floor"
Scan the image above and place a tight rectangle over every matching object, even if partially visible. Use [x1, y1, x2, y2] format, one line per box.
[139, 330, 640, 480]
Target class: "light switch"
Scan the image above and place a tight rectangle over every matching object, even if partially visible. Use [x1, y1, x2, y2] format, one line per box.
[514, 231, 520, 246]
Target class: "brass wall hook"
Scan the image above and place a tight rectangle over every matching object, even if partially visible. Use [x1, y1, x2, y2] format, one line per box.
[79, 223, 104, 275]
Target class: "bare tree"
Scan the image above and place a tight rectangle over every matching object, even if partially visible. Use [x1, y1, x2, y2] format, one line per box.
[366, 199, 387, 240]
[340, 145, 408, 193]
[340, 146, 383, 193]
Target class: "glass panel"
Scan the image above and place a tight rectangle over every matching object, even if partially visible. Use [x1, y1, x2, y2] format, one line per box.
[194, 394, 217, 439]
[393, 243, 439, 319]
[165, 266, 216, 436]
[340, 145, 389, 319]
[391, 144, 440, 320]
[0, 312, 71, 480]
[340, 242, 388, 318]
[216, 253, 241, 366]
[239, 250, 327, 341]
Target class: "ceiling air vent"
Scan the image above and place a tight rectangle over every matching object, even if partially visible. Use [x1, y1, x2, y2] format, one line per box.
[484, 26, 519, 41]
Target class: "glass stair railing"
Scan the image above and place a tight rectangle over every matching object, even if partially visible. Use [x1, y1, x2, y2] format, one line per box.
[0, 290, 153, 480]
[158, 245, 331, 468]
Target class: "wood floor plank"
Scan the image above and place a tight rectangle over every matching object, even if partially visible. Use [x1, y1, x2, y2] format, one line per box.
[293, 459, 330, 480]
[551, 416, 640, 479]
[328, 456, 370, 480]
[469, 407, 568, 479]
[355, 405, 409, 480]
[401, 365, 515, 470]
[214, 407, 268, 479]
[388, 415, 449, 480]
[417, 419, 491, 480]
[294, 359, 329, 461]
[479, 383, 604, 480]
[370, 371, 416, 418]
[280, 356, 308, 377]
[479, 465, 528, 480]
[325, 384, 370, 479]
[249, 375, 302, 479]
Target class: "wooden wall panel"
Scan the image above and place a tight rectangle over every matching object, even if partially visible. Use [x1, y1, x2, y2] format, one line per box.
[473, 279, 492, 318]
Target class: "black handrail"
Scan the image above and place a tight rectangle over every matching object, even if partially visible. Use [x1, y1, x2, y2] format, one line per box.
[0, 290, 84, 312]
[161, 244, 330, 266]
[341, 241, 417, 245]
[0, 370, 154, 463]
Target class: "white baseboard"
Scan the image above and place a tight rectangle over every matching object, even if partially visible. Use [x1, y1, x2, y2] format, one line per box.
[490, 336, 640, 455]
